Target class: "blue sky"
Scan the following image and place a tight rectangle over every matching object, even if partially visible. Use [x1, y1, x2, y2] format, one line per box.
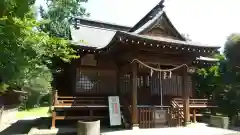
[36, 0, 240, 50]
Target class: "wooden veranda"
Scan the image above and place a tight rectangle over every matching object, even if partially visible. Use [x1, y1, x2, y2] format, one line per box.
[51, 0, 220, 129]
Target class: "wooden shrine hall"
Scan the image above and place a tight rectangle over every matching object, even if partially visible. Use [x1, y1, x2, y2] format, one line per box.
[52, 0, 220, 129]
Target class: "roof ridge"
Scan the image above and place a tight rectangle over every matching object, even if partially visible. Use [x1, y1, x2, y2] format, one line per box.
[129, 0, 165, 32]
[74, 17, 132, 30]
[76, 24, 118, 32]
[133, 10, 164, 34]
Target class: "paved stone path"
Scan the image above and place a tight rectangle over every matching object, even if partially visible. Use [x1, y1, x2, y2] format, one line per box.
[0, 108, 40, 134]
[0, 108, 18, 132]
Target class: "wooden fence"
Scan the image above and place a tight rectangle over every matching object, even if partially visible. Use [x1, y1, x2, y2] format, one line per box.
[137, 105, 170, 128]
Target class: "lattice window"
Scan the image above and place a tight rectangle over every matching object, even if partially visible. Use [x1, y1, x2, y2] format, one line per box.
[120, 74, 130, 94]
[75, 68, 117, 94]
[75, 69, 99, 93]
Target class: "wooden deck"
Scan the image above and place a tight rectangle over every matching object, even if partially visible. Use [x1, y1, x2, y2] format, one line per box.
[51, 90, 110, 129]
[51, 90, 217, 129]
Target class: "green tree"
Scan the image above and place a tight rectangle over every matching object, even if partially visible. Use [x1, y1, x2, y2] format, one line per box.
[0, 0, 77, 96]
[37, 0, 89, 110]
[195, 55, 224, 99]
[195, 35, 240, 121]
[222, 34, 240, 119]
[224, 33, 240, 67]
[39, 0, 89, 39]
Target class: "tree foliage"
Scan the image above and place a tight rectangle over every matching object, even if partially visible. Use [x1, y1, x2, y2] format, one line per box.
[224, 33, 240, 67]
[39, 0, 89, 39]
[0, 0, 80, 95]
[196, 35, 240, 120]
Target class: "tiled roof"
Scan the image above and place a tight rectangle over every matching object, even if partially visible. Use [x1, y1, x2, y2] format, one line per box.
[70, 25, 221, 49]
[70, 25, 116, 49]
[70, 0, 220, 50]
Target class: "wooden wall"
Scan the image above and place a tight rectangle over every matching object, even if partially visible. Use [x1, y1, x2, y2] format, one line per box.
[56, 53, 194, 104]
[119, 72, 193, 105]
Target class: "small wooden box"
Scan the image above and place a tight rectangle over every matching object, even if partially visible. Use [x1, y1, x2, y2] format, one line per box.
[154, 109, 167, 125]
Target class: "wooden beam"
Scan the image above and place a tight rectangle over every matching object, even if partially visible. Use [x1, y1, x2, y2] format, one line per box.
[78, 65, 116, 71]
[131, 61, 139, 128]
[182, 66, 190, 126]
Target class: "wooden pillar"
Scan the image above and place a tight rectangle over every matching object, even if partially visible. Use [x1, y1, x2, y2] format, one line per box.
[51, 111, 56, 129]
[192, 108, 196, 123]
[51, 90, 58, 129]
[182, 66, 190, 126]
[132, 61, 139, 128]
[116, 66, 121, 96]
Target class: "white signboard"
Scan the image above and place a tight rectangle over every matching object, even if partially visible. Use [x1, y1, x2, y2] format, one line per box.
[108, 96, 121, 126]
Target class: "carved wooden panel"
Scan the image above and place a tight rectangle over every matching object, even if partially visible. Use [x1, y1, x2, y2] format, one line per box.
[81, 54, 97, 66]
[147, 27, 166, 36]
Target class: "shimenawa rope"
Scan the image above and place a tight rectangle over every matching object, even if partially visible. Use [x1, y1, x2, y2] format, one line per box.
[130, 59, 188, 72]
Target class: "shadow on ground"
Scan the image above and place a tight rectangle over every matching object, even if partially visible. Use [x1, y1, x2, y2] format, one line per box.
[1, 117, 126, 135]
[0, 117, 77, 135]
[0, 117, 71, 135]
[229, 127, 240, 132]
[1, 119, 34, 135]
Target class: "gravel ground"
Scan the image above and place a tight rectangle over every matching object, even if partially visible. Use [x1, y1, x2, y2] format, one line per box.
[26, 123, 240, 135]
[101, 127, 239, 135]
[1, 114, 240, 135]
[101, 123, 239, 135]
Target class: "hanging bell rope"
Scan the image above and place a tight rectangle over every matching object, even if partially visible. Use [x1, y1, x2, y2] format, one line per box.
[131, 59, 188, 72]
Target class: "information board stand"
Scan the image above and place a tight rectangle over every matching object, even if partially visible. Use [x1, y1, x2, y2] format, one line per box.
[108, 96, 121, 126]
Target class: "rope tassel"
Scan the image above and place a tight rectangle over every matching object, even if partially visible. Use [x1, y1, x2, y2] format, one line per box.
[150, 69, 154, 77]
[164, 72, 167, 79]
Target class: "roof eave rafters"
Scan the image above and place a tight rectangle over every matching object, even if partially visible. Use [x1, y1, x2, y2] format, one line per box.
[117, 34, 219, 54]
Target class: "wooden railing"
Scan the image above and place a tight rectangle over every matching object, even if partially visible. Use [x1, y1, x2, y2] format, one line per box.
[170, 100, 184, 126]
[51, 90, 109, 129]
[173, 98, 216, 108]
[55, 96, 107, 106]
[169, 98, 217, 126]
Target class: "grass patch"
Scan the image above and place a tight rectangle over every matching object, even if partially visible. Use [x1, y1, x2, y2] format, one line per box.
[16, 107, 50, 119]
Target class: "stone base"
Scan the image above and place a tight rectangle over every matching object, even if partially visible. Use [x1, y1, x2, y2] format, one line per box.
[77, 120, 100, 135]
[132, 124, 139, 130]
[184, 121, 192, 126]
